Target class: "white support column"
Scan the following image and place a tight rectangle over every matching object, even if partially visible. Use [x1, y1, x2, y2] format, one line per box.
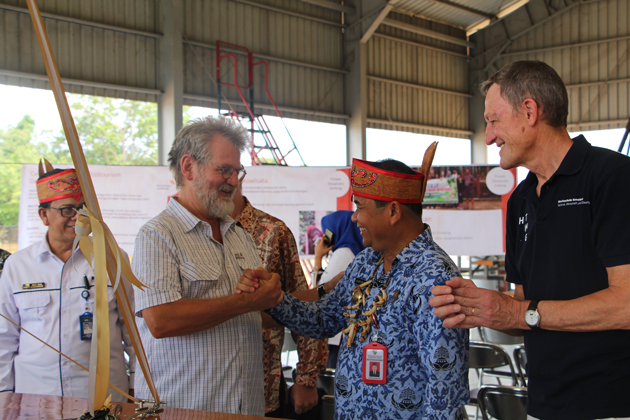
[157, 0, 184, 166]
[345, 40, 368, 163]
[344, 0, 391, 164]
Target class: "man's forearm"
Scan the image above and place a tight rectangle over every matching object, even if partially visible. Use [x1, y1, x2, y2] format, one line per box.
[292, 289, 319, 302]
[143, 268, 283, 338]
[536, 287, 630, 331]
[291, 280, 337, 302]
[511, 265, 630, 332]
[142, 294, 259, 338]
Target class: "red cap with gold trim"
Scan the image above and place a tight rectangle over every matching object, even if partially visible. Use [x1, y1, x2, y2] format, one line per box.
[351, 159, 424, 204]
[36, 158, 83, 204]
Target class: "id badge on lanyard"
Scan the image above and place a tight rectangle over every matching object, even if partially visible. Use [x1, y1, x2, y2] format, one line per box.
[79, 276, 93, 341]
[80, 312, 93, 341]
[362, 342, 387, 384]
[362, 314, 387, 384]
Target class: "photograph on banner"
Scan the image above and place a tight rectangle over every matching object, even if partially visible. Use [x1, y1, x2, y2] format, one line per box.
[299, 210, 332, 255]
[423, 165, 505, 211]
[420, 165, 516, 256]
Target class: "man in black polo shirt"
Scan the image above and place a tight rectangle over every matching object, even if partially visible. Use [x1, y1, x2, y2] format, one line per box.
[430, 60, 630, 420]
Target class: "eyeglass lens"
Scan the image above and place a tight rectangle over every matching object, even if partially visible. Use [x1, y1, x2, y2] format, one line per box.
[60, 207, 81, 217]
[221, 166, 246, 180]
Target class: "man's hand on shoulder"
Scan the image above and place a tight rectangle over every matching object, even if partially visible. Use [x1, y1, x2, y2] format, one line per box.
[430, 277, 477, 327]
[430, 276, 525, 331]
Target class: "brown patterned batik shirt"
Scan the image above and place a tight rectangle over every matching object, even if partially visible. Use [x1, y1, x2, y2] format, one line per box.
[238, 198, 328, 413]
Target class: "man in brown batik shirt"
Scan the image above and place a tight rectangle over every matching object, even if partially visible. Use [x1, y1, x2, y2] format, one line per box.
[232, 186, 328, 418]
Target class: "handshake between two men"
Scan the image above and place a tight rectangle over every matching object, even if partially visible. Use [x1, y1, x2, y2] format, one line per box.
[236, 267, 285, 310]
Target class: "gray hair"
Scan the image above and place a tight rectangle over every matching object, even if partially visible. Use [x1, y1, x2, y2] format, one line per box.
[168, 116, 249, 187]
[481, 60, 568, 128]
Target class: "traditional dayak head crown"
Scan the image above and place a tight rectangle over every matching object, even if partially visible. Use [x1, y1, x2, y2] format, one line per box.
[351, 158, 424, 204]
[36, 158, 83, 204]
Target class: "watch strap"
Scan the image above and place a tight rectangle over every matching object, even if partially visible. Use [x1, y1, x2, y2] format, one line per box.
[528, 300, 540, 312]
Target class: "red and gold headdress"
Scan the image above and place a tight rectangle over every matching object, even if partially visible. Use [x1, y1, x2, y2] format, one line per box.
[350, 142, 438, 204]
[351, 159, 424, 203]
[36, 158, 83, 204]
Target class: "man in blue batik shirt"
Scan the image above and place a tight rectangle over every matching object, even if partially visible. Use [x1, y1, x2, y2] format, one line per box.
[237, 158, 469, 420]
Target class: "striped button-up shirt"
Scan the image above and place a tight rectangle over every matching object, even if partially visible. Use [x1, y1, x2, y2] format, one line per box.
[132, 197, 265, 415]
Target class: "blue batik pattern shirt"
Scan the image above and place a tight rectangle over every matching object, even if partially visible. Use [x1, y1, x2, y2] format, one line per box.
[268, 226, 469, 420]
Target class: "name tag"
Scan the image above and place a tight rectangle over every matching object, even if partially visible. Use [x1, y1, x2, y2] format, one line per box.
[80, 313, 93, 341]
[362, 342, 387, 384]
[22, 283, 45, 290]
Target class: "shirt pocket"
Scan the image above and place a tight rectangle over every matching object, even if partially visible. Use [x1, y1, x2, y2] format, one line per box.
[179, 260, 223, 298]
[13, 292, 52, 334]
[234, 251, 260, 273]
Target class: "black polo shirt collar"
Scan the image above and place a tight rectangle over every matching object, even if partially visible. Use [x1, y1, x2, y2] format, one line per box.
[517, 135, 590, 201]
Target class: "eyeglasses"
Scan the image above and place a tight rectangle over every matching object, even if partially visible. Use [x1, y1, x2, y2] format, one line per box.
[49, 206, 83, 218]
[194, 156, 247, 181]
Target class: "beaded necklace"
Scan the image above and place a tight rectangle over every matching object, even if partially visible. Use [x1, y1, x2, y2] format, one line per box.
[341, 256, 394, 346]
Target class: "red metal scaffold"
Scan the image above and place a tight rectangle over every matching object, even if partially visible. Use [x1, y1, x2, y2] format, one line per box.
[216, 41, 306, 166]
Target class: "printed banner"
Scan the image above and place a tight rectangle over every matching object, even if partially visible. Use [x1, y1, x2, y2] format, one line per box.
[18, 164, 515, 256]
[239, 166, 351, 256]
[18, 165, 351, 256]
[421, 165, 516, 254]
[19, 164, 178, 254]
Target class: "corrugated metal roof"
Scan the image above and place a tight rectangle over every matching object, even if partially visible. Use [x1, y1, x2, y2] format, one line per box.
[0, 2, 159, 103]
[390, 0, 526, 31]
[181, 0, 346, 124]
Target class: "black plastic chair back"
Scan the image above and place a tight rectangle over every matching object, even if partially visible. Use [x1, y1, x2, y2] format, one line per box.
[478, 385, 527, 420]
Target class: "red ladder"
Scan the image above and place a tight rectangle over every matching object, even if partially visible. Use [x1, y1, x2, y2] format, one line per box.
[216, 41, 305, 166]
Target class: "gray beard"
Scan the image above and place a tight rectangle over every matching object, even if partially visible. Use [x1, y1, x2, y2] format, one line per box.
[193, 179, 235, 219]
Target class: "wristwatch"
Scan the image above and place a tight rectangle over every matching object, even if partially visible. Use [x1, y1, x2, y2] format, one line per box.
[317, 284, 327, 299]
[524, 300, 541, 329]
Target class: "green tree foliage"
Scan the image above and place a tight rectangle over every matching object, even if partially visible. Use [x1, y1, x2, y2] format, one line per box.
[49, 94, 158, 165]
[0, 93, 161, 226]
[0, 115, 45, 226]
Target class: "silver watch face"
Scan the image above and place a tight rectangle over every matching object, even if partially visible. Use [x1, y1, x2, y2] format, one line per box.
[525, 310, 540, 327]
